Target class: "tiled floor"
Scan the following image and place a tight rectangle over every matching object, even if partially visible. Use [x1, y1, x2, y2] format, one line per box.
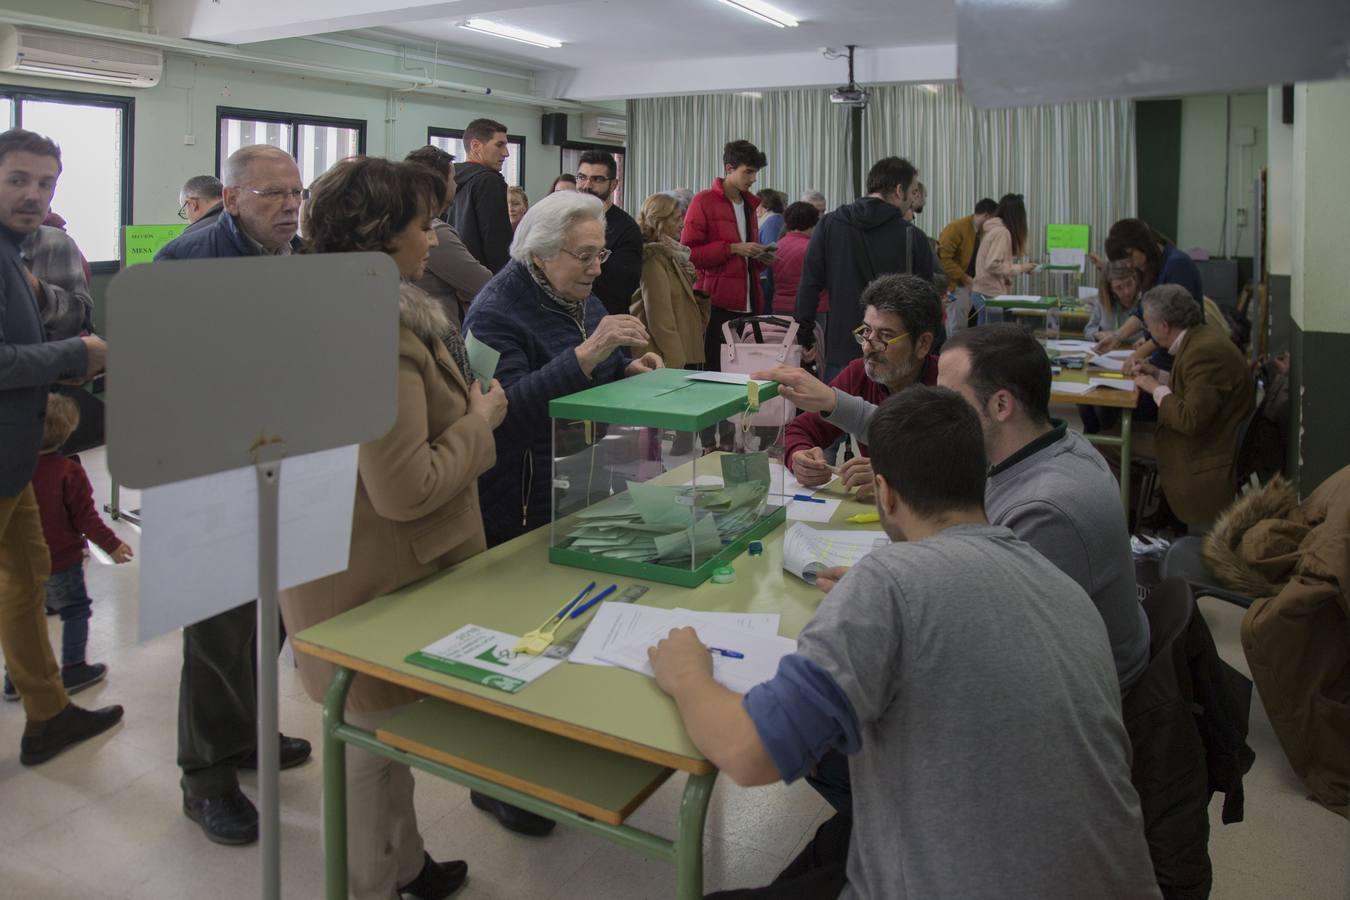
[1, 447, 1346, 899]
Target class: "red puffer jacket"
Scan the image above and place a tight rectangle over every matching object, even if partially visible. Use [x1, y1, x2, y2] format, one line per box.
[680, 178, 763, 313]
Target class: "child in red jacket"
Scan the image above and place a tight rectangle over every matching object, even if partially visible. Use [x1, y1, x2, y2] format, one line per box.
[3, 394, 132, 701]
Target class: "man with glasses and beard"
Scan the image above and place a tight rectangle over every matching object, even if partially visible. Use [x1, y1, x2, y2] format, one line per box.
[779, 275, 942, 499]
[576, 149, 642, 316]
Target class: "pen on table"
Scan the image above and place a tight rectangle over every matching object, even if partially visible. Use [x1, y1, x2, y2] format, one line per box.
[568, 584, 618, 619]
[708, 647, 744, 659]
[554, 582, 596, 620]
[791, 494, 826, 504]
[846, 512, 880, 524]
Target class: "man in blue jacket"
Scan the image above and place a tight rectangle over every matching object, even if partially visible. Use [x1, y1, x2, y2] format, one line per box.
[156, 145, 311, 847]
[0, 128, 123, 766]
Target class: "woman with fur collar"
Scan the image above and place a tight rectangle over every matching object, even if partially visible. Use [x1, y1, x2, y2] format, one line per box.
[281, 156, 507, 900]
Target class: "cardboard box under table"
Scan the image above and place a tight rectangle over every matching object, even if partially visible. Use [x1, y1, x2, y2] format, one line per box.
[547, 369, 787, 587]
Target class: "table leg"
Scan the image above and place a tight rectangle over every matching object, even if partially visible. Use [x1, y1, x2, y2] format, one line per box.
[1119, 409, 1133, 510]
[323, 666, 354, 900]
[675, 772, 717, 900]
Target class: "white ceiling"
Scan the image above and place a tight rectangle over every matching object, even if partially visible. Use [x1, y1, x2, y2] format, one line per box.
[162, 0, 958, 101]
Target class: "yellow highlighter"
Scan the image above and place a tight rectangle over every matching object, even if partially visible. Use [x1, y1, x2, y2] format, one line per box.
[846, 512, 880, 524]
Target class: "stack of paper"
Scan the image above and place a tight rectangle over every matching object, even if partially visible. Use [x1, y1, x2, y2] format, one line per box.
[1046, 339, 1098, 354]
[555, 454, 775, 565]
[575, 602, 796, 694]
[1089, 377, 1135, 392]
[781, 523, 889, 583]
[1048, 248, 1086, 271]
[1050, 380, 1096, 396]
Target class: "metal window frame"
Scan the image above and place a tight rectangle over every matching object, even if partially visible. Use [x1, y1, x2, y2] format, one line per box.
[427, 126, 526, 187]
[1, 85, 135, 272]
[215, 105, 368, 179]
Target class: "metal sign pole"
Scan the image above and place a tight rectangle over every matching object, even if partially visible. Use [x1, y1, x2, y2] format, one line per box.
[255, 442, 286, 900]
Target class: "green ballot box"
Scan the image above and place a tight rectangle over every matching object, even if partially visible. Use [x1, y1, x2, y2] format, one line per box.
[547, 369, 788, 587]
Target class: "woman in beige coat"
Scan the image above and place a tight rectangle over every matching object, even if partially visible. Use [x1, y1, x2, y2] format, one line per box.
[283, 157, 507, 900]
[631, 192, 709, 369]
[971, 193, 1036, 325]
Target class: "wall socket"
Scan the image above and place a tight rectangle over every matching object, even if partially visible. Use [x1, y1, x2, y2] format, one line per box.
[1236, 208, 1248, 226]
[183, 134, 196, 146]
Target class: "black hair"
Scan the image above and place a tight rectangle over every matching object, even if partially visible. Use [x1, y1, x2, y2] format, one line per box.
[782, 201, 820, 232]
[861, 274, 943, 343]
[974, 197, 998, 216]
[723, 140, 767, 171]
[463, 118, 508, 149]
[758, 189, 786, 214]
[994, 193, 1028, 256]
[941, 323, 1052, 425]
[0, 128, 62, 173]
[866, 386, 988, 518]
[578, 149, 617, 180]
[1104, 218, 1164, 288]
[405, 145, 456, 178]
[552, 173, 577, 189]
[865, 156, 917, 198]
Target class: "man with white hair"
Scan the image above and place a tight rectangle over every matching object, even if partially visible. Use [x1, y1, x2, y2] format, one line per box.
[801, 189, 828, 215]
[178, 174, 224, 234]
[155, 145, 312, 847]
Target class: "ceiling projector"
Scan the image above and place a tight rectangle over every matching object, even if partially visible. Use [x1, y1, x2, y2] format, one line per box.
[830, 86, 868, 107]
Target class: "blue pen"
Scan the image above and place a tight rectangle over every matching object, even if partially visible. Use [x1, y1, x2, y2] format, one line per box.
[708, 647, 745, 659]
[553, 582, 596, 621]
[791, 494, 826, 504]
[568, 584, 618, 619]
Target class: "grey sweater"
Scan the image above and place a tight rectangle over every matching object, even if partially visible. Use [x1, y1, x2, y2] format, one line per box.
[824, 393, 1150, 690]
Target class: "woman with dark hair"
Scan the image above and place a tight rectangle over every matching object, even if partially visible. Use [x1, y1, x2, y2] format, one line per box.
[550, 173, 577, 192]
[1098, 217, 1206, 373]
[970, 193, 1036, 325]
[769, 201, 823, 317]
[282, 156, 507, 900]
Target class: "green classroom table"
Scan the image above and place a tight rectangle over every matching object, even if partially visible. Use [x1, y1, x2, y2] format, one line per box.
[294, 473, 877, 900]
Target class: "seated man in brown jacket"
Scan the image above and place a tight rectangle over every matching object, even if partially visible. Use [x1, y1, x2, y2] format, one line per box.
[1133, 284, 1254, 529]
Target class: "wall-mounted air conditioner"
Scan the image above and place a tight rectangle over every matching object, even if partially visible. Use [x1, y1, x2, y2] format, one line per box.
[0, 25, 163, 88]
[581, 113, 627, 142]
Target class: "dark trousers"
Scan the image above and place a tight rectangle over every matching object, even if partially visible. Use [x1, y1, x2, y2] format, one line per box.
[707, 813, 851, 899]
[804, 749, 854, 816]
[178, 601, 284, 798]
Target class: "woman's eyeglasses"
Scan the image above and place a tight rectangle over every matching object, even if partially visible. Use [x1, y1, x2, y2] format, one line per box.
[560, 247, 612, 266]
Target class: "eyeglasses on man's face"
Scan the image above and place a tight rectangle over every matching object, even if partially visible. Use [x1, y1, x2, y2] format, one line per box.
[246, 187, 310, 203]
[177, 198, 194, 220]
[852, 324, 909, 351]
[575, 173, 610, 185]
[559, 246, 611, 266]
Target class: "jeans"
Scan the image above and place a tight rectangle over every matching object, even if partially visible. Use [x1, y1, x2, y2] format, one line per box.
[970, 291, 989, 327]
[45, 565, 92, 668]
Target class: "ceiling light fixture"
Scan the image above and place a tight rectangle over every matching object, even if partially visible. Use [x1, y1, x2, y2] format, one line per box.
[715, 0, 799, 29]
[457, 18, 563, 49]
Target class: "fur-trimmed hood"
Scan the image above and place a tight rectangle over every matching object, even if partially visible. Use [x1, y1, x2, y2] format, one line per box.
[398, 280, 451, 344]
[1203, 475, 1301, 598]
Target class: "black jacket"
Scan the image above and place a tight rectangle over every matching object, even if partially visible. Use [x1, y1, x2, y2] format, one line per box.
[793, 197, 933, 368]
[451, 162, 512, 273]
[181, 202, 225, 235]
[593, 204, 643, 316]
[1125, 584, 1255, 900]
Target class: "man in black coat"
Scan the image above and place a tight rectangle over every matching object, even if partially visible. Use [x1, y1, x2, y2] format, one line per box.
[794, 157, 933, 380]
[451, 118, 513, 273]
[576, 149, 643, 316]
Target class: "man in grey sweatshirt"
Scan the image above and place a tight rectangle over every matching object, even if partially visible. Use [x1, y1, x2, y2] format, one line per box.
[764, 323, 1149, 692]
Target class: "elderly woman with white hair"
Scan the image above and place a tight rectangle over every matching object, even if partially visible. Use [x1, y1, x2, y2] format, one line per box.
[464, 190, 661, 546]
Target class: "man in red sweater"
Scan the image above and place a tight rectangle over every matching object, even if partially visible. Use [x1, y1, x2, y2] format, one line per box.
[681, 140, 773, 449]
[777, 275, 943, 498]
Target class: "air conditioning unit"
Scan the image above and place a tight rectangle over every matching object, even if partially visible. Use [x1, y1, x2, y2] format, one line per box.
[0, 26, 163, 88]
[581, 113, 627, 142]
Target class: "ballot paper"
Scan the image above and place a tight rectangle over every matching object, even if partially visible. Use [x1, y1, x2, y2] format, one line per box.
[992, 294, 1044, 303]
[138, 445, 359, 641]
[1048, 248, 1087, 271]
[408, 625, 564, 693]
[464, 329, 500, 393]
[1089, 377, 1136, 392]
[1050, 380, 1096, 396]
[685, 371, 772, 387]
[569, 602, 781, 668]
[1088, 354, 1127, 372]
[599, 623, 798, 695]
[1046, 339, 1098, 353]
[781, 523, 889, 584]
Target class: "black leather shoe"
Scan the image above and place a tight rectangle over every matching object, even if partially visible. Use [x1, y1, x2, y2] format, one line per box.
[469, 791, 556, 837]
[19, 703, 124, 766]
[398, 851, 468, 899]
[237, 734, 312, 771]
[183, 787, 259, 845]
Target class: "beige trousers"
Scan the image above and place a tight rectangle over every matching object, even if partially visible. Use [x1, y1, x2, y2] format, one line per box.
[329, 706, 427, 900]
[0, 484, 68, 722]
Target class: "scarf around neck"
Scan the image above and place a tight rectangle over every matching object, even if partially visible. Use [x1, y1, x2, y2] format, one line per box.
[529, 261, 586, 329]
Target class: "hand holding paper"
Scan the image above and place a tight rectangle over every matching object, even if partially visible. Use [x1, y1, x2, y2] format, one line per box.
[647, 626, 714, 694]
[464, 329, 500, 394]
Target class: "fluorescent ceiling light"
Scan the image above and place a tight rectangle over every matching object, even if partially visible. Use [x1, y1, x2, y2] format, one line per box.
[715, 0, 799, 28]
[458, 18, 563, 49]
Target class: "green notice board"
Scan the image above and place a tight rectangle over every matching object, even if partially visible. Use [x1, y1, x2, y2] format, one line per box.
[1046, 224, 1090, 251]
[122, 224, 187, 267]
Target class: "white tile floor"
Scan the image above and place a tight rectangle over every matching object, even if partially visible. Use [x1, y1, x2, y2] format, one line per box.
[1, 447, 1346, 900]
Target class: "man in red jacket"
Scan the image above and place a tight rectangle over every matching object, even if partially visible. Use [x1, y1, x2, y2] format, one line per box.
[681, 139, 774, 449]
[778, 275, 943, 498]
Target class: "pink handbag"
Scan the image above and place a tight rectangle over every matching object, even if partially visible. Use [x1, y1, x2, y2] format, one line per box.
[720, 316, 803, 428]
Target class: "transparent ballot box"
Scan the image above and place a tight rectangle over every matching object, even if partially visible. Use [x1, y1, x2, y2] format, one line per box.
[546, 369, 787, 587]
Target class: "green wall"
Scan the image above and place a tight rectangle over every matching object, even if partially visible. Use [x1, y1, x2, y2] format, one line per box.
[1174, 91, 1268, 256]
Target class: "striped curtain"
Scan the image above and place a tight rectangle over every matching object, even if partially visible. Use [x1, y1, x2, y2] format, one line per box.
[865, 83, 1136, 294]
[628, 84, 1136, 295]
[626, 90, 853, 217]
